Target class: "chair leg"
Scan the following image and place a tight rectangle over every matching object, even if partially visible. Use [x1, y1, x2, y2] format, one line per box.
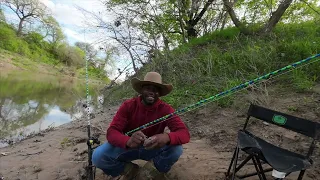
[252, 156, 264, 180]
[235, 154, 253, 172]
[226, 147, 237, 177]
[255, 156, 267, 180]
[297, 170, 305, 180]
[93, 166, 96, 179]
[231, 147, 240, 180]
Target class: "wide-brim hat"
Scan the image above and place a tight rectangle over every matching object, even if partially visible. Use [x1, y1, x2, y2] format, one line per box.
[131, 72, 173, 97]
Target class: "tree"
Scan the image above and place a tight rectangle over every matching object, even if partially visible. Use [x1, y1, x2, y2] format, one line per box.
[174, 0, 218, 40]
[101, 43, 118, 70]
[56, 43, 85, 67]
[75, 42, 97, 61]
[2, 0, 49, 36]
[79, 6, 146, 73]
[0, 8, 5, 22]
[74, 41, 105, 69]
[41, 16, 65, 44]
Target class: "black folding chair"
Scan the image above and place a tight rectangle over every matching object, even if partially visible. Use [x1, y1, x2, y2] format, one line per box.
[226, 104, 320, 180]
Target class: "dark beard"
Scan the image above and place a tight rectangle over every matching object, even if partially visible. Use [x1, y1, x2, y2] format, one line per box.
[141, 96, 157, 105]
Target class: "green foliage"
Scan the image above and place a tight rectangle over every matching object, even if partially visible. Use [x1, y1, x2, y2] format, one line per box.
[186, 27, 240, 47]
[77, 65, 110, 83]
[55, 43, 86, 68]
[0, 22, 30, 55]
[0, 22, 55, 65]
[41, 16, 65, 44]
[234, 0, 319, 25]
[104, 20, 320, 109]
[283, 0, 320, 23]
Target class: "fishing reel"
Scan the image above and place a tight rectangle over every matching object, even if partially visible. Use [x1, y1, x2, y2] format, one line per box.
[86, 130, 101, 180]
[87, 136, 100, 147]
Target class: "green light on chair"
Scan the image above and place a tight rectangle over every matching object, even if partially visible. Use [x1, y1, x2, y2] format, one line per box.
[272, 115, 287, 125]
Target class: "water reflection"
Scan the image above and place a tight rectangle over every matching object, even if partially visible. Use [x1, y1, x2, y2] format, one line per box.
[0, 72, 104, 148]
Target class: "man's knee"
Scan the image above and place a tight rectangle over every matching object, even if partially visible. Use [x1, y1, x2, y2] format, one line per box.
[92, 143, 126, 177]
[170, 145, 183, 160]
[92, 143, 117, 168]
[92, 144, 108, 167]
[153, 145, 183, 173]
[164, 145, 183, 162]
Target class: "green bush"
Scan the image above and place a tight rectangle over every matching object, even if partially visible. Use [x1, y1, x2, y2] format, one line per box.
[0, 23, 19, 51]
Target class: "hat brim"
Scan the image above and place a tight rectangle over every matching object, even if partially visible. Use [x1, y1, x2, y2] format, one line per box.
[131, 77, 173, 97]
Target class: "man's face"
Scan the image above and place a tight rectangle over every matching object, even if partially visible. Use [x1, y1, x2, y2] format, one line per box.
[141, 84, 160, 105]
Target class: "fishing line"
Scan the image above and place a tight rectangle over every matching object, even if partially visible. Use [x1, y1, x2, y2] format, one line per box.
[125, 54, 320, 136]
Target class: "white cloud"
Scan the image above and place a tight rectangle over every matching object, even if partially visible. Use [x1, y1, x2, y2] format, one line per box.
[39, 0, 85, 27]
[40, 0, 108, 28]
[38, 0, 115, 46]
[54, 3, 85, 26]
[39, 0, 55, 10]
[62, 27, 85, 42]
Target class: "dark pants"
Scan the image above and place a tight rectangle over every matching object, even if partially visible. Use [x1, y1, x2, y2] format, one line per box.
[92, 142, 183, 177]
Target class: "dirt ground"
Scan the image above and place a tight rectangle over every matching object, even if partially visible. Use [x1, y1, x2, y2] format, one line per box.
[0, 85, 319, 180]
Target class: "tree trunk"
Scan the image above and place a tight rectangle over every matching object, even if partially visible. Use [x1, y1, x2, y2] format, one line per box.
[0, 99, 4, 120]
[177, 10, 187, 43]
[260, 0, 293, 34]
[162, 34, 169, 51]
[186, 0, 215, 40]
[223, 0, 253, 35]
[17, 17, 25, 36]
[220, 11, 229, 30]
[186, 21, 197, 40]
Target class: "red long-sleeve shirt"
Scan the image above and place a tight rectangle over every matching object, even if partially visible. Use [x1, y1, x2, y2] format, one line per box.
[106, 96, 190, 149]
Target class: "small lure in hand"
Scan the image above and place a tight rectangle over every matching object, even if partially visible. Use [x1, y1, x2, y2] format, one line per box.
[143, 136, 156, 147]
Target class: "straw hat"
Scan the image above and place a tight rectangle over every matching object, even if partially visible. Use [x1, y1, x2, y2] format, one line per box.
[131, 72, 173, 97]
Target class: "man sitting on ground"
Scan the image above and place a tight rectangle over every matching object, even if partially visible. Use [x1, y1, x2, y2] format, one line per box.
[92, 71, 191, 179]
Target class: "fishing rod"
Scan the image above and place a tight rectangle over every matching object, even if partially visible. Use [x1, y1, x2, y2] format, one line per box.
[125, 53, 320, 136]
[80, 28, 104, 180]
[85, 54, 100, 180]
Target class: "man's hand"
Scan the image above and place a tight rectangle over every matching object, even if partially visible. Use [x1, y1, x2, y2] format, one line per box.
[143, 133, 170, 150]
[126, 131, 147, 149]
